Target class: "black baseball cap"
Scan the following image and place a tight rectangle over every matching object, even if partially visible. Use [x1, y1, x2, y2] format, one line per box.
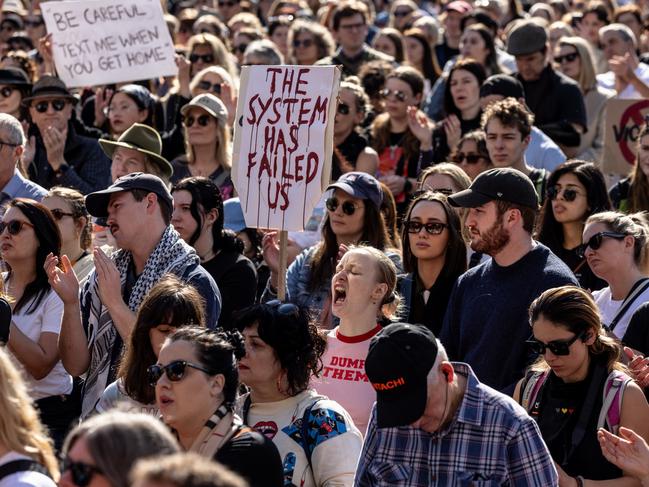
[480, 74, 525, 100]
[326, 171, 383, 209]
[448, 167, 539, 209]
[85, 172, 173, 218]
[365, 323, 438, 428]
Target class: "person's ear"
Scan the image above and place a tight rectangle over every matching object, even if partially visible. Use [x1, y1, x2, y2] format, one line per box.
[210, 373, 225, 396]
[440, 362, 454, 383]
[205, 208, 219, 226]
[372, 282, 388, 304]
[75, 215, 87, 235]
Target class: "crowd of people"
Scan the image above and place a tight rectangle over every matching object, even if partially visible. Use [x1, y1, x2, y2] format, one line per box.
[1, 0, 649, 486]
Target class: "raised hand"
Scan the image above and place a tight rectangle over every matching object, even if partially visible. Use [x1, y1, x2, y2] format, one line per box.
[44, 253, 80, 305]
[93, 247, 122, 308]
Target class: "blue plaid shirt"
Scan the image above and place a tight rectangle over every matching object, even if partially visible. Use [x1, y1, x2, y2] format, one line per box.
[354, 363, 558, 486]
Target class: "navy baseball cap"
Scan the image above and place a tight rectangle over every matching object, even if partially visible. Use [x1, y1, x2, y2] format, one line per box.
[448, 167, 539, 209]
[365, 323, 438, 428]
[85, 172, 173, 218]
[326, 172, 383, 209]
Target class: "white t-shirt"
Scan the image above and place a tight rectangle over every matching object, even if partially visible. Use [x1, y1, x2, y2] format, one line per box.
[593, 284, 649, 339]
[4, 278, 72, 400]
[597, 63, 649, 99]
[0, 452, 56, 487]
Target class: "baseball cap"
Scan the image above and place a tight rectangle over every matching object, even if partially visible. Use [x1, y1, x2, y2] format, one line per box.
[181, 93, 228, 124]
[507, 20, 548, 56]
[365, 323, 438, 428]
[224, 197, 246, 232]
[326, 172, 383, 209]
[85, 172, 173, 218]
[480, 74, 525, 100]
[448, 167, 539, 209]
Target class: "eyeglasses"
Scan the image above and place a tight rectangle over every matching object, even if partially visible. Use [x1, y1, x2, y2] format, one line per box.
[554, 52, 579, 64]
[547, 185, 583, 202]
[339, 22, 366, 31]
[266, 299, 300, 316]
[61, 458, 103, 487]
[0, 139, 18, 151]
[33, 99, 67, 113]
[0, 219, 33, 235]
[183, 114, 212, 127]
[337, 102, 350, 115]
[526, 332, 586, 356]
[0, 87, 14, 98]
[234, 44, 249, 54]
[578, 231, 628, 258]
[147, 359, 212, 387]
[50, 208, 75, 221]
[405, 220, 448, 235]
[197, 80, 221, 95]
[219, 0, 238, 7]
[293, 38, 314, 49]
[25, 18, 44, 27]
[326, 196, 363, 215]
[453, 152, 486, 164]
[189, 53, 215, 63]
[393, 9, 412, 17]
[379, 88, 407, 102]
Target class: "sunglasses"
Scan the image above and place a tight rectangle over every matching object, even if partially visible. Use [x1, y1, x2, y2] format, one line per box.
[25, 19, 44, 27]
[266, 299, 300, 316]
[189, 53, 215, 63]
[379, 88, 407, 102]
[234, 44, 249, 54]
[197, 80, 222, 95]
[405, 220, 448, 235]
[219, 0, 238, 6]
[147, 359, 211, 387]
[393, 9, 412, 17]
[453, 152, 486, 164]
[293, 39, 314, 49]
[547, 185, 583, 202]
[0, 87, 13, 98]
[554, 52, 579, 64]
[50, 208, 75, 221]
[33, 99, 67, 113]
[526, 332, 586, 356]
[61, 458, 103, 487]
[326, 196, 362, 215]
[183, 114, 212, 127]
[578, 231, 627, 258]
[337, 102, 350, 115]
[0, 219, 33, 235]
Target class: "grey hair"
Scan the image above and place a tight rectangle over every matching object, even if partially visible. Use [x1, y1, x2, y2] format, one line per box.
[600, 23, 637, 49]
[243, 39, 285, 65]
[62, 410, 180, 487]
[426, 339, 449, 385]
[0, 113, 25, 146]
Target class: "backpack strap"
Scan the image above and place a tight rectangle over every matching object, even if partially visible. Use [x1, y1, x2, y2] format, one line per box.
[598, 370, 633, 434]
[0, 460, 50, 480]
[521, 370, 549, 414]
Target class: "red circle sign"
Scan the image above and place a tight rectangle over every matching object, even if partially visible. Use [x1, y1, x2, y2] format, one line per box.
[618, 99, 649, 164]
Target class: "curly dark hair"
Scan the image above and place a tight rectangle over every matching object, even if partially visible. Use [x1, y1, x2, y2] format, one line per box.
[234, 303, 326, 396]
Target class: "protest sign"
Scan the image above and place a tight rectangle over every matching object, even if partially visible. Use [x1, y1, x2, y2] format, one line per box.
[232, 65, 340, 232]
[41, 0, 176, 87]
[603, 98, 649, 176]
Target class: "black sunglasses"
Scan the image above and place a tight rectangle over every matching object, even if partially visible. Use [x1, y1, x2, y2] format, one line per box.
[50, 208, 75, 221]
[405, 220, 448, 235]
[454, 152, 486, 164]
[0, 219, 33, 235]
[189, 53, 215, 63]
[183, 114, 212, 127]
[61, 458, 103, 487]
[219, 0, 238, 6]
[379, 88, 407, 102]
[393, 9, 412, 17]
[266, 299, 300, 316]
[147, 359, 211, 387]
[33, 99, 67, 113]
[326, 196, 362, 215]
[526, 332, 586, 356]
[547, 185, 583, 202]
[554, 52, 579, 64]
[234, 44, 249, 54]
[337, 102, 350, 115]
[0, 86, 13, 98]
[293, 39, 314, 49]
[197, 80, 222, 95]
[578, 231, 628, 258]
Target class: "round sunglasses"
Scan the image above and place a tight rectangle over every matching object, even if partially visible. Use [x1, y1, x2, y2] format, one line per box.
[526, 331, 587, 356]
[379, 88, 407, 102]
[293, 39, 314, 49]
[33, 99, 67, 113]
[61, 458, 103, 487]
[147, 359, 211, 387]
[547, 185, 584, 202]
[0, 219, 33, 235]
[189, 53, 215, 64]
[405, 220, 448, 235]
[0, 86, 14, 98]
[578, 231, 627, 259]
[337, 102, 350, 115]
[326, 197, 363, 216]
[554, 52, 579, 64]
[182, 114, 212, 127]
[197, 80, 221, 95]
[50, 208, 75, 221]
[453, 152, 487, 165]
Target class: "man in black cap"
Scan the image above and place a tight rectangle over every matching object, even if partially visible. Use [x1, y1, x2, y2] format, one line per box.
[23, 75, 111, 193]
[439, 168, 577, 393]
[507, 19, 587, 151]
[479, 74, 566, 172]
[46, 172, 221, 418]
[355, 323, 558, 486]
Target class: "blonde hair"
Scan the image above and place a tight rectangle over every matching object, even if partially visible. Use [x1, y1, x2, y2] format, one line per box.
[586, 211, 649, 270]
[558, 36, 598, 92]
[190, 66, 238, 98]
[183, 108, 232, 171]
[0, 348, 59, 481]
[419, 162, 471, 191]
[46, 186, 92, 250]
[187, 33, 237, 79]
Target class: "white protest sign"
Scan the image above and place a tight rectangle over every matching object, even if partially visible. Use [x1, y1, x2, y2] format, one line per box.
[231, 65, 340, 231]
[41, 0, 176, 87]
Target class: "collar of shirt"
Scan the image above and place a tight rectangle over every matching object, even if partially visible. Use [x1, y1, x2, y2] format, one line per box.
[2, 168, 27, 199]
[433, 363, 484, 438]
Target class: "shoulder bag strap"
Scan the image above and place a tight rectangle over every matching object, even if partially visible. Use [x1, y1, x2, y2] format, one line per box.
[0, 460, 50, 480]
[608, 279, 649, 333]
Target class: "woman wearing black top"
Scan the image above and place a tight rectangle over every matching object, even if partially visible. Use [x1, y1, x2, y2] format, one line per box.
[397, 191, 466, 334]
[171, 177, 256, 326]
[537, 160, 611, 291]
[152, 326, 283, 487]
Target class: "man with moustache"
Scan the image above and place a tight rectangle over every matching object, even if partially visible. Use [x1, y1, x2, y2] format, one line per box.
[440, 168, 577, 394]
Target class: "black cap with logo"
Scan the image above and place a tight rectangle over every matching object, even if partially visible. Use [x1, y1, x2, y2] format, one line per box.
[448, 167, 539, 209]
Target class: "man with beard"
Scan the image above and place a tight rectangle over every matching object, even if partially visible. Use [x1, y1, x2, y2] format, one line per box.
[440, 168, 577, 394]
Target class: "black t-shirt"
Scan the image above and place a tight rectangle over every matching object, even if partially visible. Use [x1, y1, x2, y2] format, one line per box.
[332, 130, 369, 181]
[625, 302, 649, 357]
[399, 272, 457, 336]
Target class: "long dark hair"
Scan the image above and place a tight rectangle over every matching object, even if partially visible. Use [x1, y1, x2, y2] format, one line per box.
[172, 177, 243, 254]
[401, 192, 467, 276]
[5, 199, 61, 314]
[119, 275, 206, 405]
[464, 23, 501, 75]
[403, 28, 441, 85]
[537, 160, 611, 254]
[309, 197, 393, 291]
[443, 58, 487, 119]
